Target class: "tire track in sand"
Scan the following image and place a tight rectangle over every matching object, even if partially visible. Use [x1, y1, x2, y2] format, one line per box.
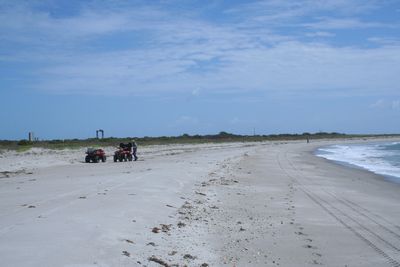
[276, 149, 400, 267]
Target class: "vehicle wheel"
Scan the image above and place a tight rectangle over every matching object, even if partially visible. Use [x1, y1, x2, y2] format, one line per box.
[102, 156, 106, 162]
[113, 155, 117, 162]
[119, 156, 124, 162]
[85, 156, 90, 163]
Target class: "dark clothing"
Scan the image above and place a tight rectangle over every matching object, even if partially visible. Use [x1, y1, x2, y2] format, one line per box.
[119, 143, 131, 151]
[131, 142, 138, 161]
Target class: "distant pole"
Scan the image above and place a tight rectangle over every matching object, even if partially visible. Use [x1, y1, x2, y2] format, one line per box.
[28, 132, 34, 142]
[253, 127, 256, 136]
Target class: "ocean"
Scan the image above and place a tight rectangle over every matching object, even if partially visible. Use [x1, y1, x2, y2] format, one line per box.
[316, 141, 400, 183]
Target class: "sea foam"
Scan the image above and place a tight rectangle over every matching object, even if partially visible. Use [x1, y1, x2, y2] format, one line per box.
[316, 142, 400, 182]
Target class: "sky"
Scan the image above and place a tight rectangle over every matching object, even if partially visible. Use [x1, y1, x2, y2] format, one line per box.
[1, 0, 400, 140]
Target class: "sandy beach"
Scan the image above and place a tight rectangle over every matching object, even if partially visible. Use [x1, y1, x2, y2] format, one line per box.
[1, 139, 400, 267]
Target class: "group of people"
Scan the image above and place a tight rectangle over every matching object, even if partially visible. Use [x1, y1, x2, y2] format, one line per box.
[119, 140, 138, 161]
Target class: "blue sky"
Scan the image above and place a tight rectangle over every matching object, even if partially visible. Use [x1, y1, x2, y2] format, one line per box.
[1, 0, 400, 140]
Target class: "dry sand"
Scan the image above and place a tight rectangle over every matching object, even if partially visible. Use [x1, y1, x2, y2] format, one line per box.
[1, 139, 400, 267]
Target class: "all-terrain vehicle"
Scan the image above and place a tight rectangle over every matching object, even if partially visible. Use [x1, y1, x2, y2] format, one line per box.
[114, 143, 133, 162]
[85, 148, 106, 163]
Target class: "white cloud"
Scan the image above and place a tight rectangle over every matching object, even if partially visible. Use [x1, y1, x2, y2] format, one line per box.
[305, 31, 335, 38]
[21, 40, 399, 96]
[1, 0, 399, 97]
[370, 99, 386, 108]
[370, 99, 400, 110]
[368, 37, 400, 46]
[226, 0, 382, 24]
[303, 18, 390, 30]
[0, 3, 169, 45]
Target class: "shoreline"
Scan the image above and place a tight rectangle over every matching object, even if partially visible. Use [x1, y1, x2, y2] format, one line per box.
[312, 138, 400, 186]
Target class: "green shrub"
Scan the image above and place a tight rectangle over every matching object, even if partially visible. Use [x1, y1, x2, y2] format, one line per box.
[17, 139, 33, 146]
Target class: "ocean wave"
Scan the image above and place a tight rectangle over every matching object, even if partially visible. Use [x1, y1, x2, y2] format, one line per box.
[316, 142, 400, 180]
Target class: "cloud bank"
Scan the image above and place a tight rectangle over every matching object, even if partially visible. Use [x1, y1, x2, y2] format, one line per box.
[1, 0, 399, 96]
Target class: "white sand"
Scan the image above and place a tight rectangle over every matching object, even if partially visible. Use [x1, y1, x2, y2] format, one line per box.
[1, 139, 400, 267]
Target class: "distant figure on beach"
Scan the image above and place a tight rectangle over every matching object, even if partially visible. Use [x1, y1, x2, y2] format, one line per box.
[306, 137, 310, 143]
[131, 140, 138, 161]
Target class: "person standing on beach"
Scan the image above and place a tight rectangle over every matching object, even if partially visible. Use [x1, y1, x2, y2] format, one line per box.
[131, 140, 138, 161]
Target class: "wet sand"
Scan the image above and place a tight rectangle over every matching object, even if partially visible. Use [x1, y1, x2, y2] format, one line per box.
[0, 139, 400, 266]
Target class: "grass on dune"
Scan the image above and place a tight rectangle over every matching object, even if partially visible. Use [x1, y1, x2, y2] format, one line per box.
[1, 132, 398, 152]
